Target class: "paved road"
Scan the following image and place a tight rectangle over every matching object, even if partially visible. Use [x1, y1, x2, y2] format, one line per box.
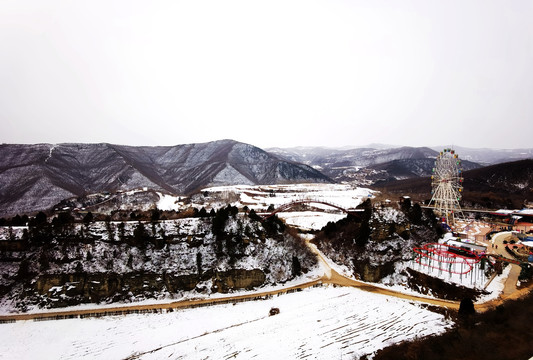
[489, 232, 522, 297]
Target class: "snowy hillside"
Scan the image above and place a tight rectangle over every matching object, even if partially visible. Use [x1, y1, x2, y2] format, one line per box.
[0, 140, 332, 217]
[0, 210, 318, 312]
[314, 201, 443, 283]
[267, 145, 484, 185]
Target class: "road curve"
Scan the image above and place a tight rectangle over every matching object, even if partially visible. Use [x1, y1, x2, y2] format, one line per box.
[3, 233, 533, 322]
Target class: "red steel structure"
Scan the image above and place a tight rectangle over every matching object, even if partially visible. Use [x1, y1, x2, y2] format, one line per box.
[413, 243, 524, 276]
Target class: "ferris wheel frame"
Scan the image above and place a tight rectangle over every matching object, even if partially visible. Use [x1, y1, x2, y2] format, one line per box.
[429, 148, 464, 228]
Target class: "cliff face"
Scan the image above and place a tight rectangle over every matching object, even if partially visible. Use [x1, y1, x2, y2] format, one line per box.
[314, 202, 440, 282]
[33, 269, 267, 308]
[0, 214, 318, 311]
[0, 140, 332, 217]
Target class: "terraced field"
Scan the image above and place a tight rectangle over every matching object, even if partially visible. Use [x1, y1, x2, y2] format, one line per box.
[0, 286, 451, 359]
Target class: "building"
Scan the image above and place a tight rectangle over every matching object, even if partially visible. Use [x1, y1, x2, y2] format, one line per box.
[446, 238, 487, 256]
[511, 209, 533, 233]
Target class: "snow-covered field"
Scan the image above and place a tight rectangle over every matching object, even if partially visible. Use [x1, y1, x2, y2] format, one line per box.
[0, 286, 452, 360]
[167, 183, 375, 213]
[277, 211, 347, 231]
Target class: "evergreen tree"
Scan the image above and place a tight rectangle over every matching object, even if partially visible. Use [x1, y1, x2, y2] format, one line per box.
[292, 256, 302, 277]
[196, 252, 203, 276]
[356, 222, 371, 247]
[198, 207, 207, 217]
[118, 222, 126, 241]
[400, 197, 412, 212]
[133, 221, 150, 248]
[17, 259, 31, 280]
[150, 208, 160, 222]
[410, 203, 423, 225]
[106, 219, 115, 241]
[83, 211, 94, 224]
[11, 214, 24, 226]
[7, 226, 14, 241]
[34, 212, 47, 226]
[248, 209, 261, 222]
[458, 298, 475, 327]
[39, 251, 50, 271]
[388, 222, 396, 237]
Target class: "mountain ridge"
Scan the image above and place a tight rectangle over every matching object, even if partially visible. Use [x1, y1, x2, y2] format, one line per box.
[0, 140, 332, 217]
[371, 159, 533, 209]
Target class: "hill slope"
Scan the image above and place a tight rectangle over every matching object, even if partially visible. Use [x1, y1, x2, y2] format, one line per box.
[372, 159, 533, 209]
[0, 140, 332, 217]
[268, 146, 478, 183]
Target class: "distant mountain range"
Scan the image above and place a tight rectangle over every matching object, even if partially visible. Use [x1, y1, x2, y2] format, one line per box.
[269, 145, 533, 166]
[1, 140, 531, 217]
[0, 140, 331, 217]
[429, 146, 533, 165]
[267, 146, 482, 184]
[371, 159, 533, 209]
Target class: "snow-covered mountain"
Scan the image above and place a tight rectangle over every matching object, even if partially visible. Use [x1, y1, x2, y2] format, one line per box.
[0, 140, 332, 217]
[268, 146, 439, 167]
[430, 146, 533, 165]
[268, 146, 450, 183]
[366, 158, 480, 182]
[372, 159, 533, 209]
[268, 145, 533, 184]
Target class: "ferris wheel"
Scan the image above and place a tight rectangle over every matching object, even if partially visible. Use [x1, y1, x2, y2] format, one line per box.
[429, 148, 464, 229]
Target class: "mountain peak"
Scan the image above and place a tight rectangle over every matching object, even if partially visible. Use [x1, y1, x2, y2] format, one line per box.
[0, 140, 332, 217]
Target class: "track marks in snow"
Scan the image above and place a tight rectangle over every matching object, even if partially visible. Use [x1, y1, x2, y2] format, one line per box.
[0, 287, 451, 360]
[135, 288, 450, 359]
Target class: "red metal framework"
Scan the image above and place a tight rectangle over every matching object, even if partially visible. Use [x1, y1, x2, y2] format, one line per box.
[413, 243, 526, 276]
[413, 243, 481, 275]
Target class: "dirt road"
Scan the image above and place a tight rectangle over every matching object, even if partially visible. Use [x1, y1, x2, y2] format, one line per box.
[2, 233, 531, 322]
[306, 239, 461, 309]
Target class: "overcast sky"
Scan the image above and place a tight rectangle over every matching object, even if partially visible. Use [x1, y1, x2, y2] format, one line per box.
[1, 1, 532, 149]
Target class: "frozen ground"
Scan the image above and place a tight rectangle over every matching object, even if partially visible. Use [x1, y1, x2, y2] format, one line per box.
[0, 286, 452, 360]
[277, 211, 346, 231]
[200, 183, 374, 212]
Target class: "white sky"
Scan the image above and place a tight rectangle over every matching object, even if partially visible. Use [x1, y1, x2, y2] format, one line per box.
[1, 0, 532, 149]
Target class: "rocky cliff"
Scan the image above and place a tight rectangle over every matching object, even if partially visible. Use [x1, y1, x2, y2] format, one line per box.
[0, 211, 318, 311]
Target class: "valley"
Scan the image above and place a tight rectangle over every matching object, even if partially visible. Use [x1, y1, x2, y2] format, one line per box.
[1, 182, 532, 359]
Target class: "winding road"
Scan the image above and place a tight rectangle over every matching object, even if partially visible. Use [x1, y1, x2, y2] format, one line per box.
[1, 232, 531, 322]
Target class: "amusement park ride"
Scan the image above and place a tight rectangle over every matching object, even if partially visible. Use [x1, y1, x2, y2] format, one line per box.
[428, 148, 464, 230]
[415, 148, 530, 282]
